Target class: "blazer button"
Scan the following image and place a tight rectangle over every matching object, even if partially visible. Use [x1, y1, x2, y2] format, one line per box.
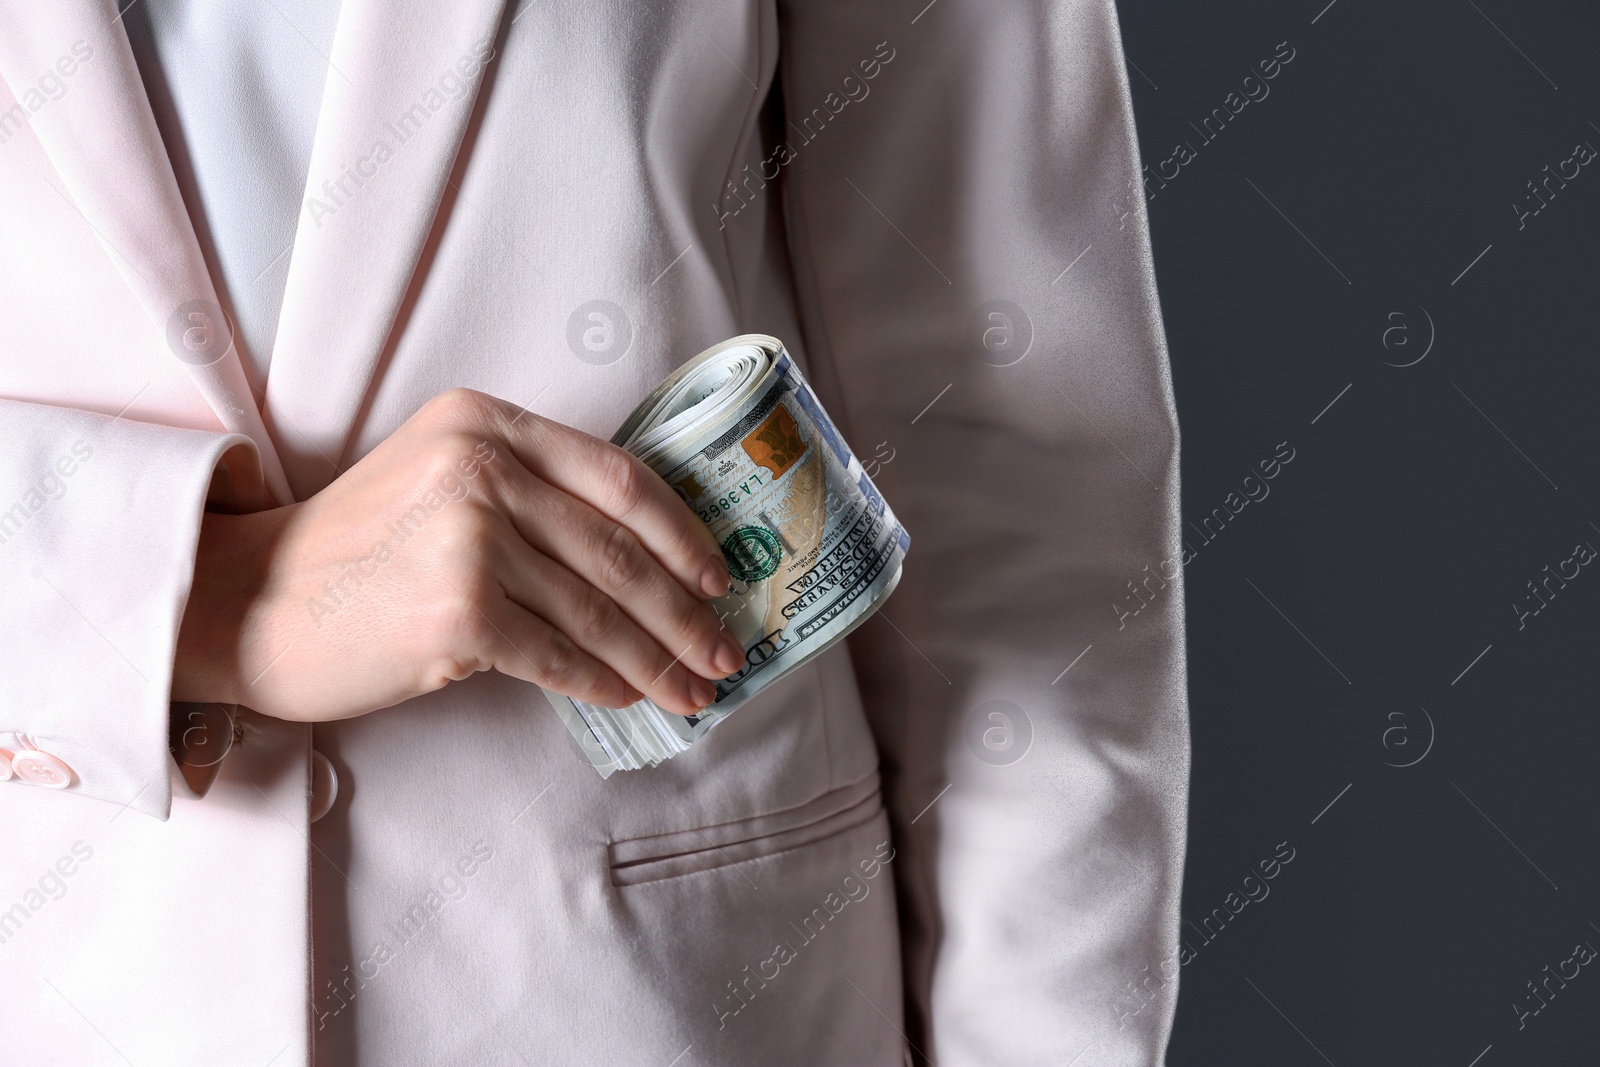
[12, 749, 75, 788]
[309, 750, 339, 823]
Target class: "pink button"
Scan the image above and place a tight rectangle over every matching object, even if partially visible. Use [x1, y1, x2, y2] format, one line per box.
[0, 749, 13, 783]
[309, 750, 338, 823]
[12, 749, 74, 789]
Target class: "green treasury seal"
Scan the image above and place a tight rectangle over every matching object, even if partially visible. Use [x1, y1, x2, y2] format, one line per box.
[722, 525, 783, 583]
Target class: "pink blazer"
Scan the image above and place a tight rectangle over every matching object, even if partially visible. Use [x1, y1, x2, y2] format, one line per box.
[0, 0, 1190, 1063]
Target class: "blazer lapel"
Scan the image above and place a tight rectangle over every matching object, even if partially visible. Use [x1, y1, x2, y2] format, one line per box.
[263, 0, 510, 498]
[0, 0, 293, 506]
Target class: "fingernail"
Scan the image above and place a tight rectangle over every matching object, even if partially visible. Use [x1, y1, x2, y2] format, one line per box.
[687, 676, 717, 709]
[700, 557, 730, 598]
[714, 632, 745, 674]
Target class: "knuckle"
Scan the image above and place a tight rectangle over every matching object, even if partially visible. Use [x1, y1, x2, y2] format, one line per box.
[422, 387, 494, 427]
[431, 501, 495, 560]
[420, 604, 495, 688]
[442, 589, 498, 647]
[573, 587, 624, 646]
[424, 650, 485, 687]
[428, 430, 500, 494]
[596, 447, 646, 517]
[593, 521, 646, 589]
[430, 429, 489, 469]
[536, 627, 582, 687]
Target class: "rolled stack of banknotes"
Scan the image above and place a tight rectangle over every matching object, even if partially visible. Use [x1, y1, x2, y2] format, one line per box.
[544, 334, 910, 776]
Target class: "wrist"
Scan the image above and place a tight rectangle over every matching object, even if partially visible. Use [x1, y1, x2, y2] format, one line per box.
[173, 505, 296, 706]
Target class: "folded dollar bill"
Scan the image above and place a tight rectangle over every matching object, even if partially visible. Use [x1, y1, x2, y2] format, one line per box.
[545, 334, 910, 776]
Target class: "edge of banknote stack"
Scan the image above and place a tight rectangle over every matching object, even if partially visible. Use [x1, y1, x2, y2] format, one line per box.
[543, 333, 910, 777]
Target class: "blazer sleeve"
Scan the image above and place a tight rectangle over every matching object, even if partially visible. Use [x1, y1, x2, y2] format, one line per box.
[772, 1, 1190, 1063]
[0, 398, 257, 821]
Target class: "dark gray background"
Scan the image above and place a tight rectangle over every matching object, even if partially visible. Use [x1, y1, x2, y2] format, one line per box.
[1115, 1, 1600, 1063]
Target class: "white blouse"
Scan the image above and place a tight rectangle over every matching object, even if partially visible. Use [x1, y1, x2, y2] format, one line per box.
[123, 0, 343, 387]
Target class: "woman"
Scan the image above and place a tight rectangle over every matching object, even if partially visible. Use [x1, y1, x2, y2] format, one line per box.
[0, 0, 1189, 1062]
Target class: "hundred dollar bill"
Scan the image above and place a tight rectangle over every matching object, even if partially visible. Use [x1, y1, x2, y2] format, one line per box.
[544, 334, 910, 777]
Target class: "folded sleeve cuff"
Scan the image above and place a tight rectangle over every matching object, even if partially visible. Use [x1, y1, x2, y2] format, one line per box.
[0, 399, 260, 820]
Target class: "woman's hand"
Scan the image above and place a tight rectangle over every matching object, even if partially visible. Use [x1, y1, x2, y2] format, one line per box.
[173, 388, 743, 721]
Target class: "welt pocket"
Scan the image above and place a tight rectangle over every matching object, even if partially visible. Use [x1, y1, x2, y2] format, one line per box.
[608, 773, 882, 887]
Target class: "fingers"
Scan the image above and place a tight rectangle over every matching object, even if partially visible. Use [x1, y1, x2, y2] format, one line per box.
[488, 399, 731, 600]
[472, 594, 643, 710]
[406, 389, 745, 715]
[490, 530, 725, 715]
[488, 461, 746, 686]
